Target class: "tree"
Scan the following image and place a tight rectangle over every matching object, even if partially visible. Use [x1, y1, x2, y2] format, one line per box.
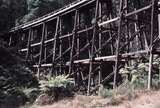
[0, 0, 76, 31]
[18, 0, 76, 25]
[0, 0, 27, 32]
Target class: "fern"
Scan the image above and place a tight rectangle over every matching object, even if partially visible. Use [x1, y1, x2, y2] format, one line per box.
[39, 75, 75, 93]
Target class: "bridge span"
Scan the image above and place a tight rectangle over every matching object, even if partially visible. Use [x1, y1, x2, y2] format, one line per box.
[2, 0, 160, 95]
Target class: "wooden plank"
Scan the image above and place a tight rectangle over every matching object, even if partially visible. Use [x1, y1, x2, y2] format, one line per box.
[33, 64, 52, 67]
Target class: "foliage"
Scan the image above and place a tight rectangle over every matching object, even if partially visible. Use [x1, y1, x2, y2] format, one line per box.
[115, 80, 137, 100]
[0, 0, 27, 32]
[0, 45, 39, 107]
[101, 80, 135, 106]
[99, 84, 113, 98]
[0, 0, 76, 31]
[119, 55, 160, 89]
[22, 87, 40, 103]
[0, 87, 28, 107]
[99, 80, 136, 100]
[18, 0, 76, 25]
[34, 75, 74, 105]
[39, 75, 74, 93]
[0, 0, 151, 32]
[100, 55, 160, 99]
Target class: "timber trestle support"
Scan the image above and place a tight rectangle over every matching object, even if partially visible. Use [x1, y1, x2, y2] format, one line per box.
[2, 0, 160, 95]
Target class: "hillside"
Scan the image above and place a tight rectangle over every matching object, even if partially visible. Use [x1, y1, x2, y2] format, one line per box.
[31, 90, 160, 108]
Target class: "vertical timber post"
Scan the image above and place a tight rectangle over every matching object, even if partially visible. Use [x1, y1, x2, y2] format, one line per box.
[98, 0, 102, 95]
[87, 0, 99, 96]
[113, 0, 123, 89]
[125, 0, 129, 53]
[44, 28, 48, 63]
[59, 18, 62, 75]
[76, 10, 80, 86]
[148, 0, 156, 90]
[69, 10, 79, 74]
[51, 17, 60, 77]
[38, 23, 46, 79]
[26, 28, 32, 61]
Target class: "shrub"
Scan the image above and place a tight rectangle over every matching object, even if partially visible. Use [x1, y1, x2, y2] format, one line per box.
[39, 75, 75, 94]
[35, 75, 75, 105]
[0, 45, 39, 107]
[119, 55, 160, 90]
[99, 84, 113, 98]
[115, 80, 137, 100]
[22, 87, 40, 103]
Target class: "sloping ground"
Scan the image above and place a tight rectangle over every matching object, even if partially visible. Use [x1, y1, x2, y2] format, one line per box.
[31, 90, 160, 108]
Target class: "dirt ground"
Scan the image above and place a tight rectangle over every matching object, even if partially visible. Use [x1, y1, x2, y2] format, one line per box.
[31, 90, 160, 108]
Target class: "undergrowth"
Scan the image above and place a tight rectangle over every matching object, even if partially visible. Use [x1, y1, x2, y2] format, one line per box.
[99, 55, 160, 106]
[39, 75, 75, 93]
[35, 75, 75, 105]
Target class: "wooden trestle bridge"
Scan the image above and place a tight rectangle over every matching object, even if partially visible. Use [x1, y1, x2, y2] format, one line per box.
[1, 0, 160, 95]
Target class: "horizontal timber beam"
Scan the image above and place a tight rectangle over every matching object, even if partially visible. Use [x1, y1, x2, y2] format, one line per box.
[98, 4, 152, 26]
[32, 50, 149, 67]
